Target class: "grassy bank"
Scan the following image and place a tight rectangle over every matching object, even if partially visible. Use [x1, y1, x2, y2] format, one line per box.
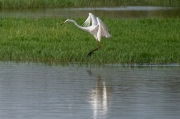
[0, 0, 180, 9]
[0, 17, 180, 64]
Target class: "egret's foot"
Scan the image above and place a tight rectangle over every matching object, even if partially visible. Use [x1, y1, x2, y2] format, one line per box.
[87, 52, 93, 57]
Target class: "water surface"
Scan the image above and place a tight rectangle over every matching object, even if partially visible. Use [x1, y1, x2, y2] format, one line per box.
[1, 6, 180, 18]
[0, 62, 180, 119]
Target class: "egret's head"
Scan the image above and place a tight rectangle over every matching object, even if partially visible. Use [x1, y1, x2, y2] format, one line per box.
[61, 19, 71, 25]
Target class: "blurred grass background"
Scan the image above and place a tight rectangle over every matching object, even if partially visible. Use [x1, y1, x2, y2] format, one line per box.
[0, 0, 180, 9]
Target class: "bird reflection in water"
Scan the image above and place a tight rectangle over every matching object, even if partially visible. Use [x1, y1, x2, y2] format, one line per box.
[87, 70, 109, 119]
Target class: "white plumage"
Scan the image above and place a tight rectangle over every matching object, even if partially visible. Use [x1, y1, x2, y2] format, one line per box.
[61, 13, 111, 56]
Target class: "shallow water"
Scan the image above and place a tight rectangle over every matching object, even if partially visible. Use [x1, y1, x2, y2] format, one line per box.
[0, 62, 180, 119]
[1, 6, 180, 18]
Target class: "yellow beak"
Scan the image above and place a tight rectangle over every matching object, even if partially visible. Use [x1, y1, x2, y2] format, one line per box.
[61, 22, 65, 25]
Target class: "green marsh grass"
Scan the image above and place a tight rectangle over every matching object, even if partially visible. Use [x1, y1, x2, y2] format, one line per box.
[0, 17, 180, 64]
[1, 0, 180, 9]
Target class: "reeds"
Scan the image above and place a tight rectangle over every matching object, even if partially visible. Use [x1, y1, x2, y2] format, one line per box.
[0, 17, 180, 64]
[0, 0, 180, 9]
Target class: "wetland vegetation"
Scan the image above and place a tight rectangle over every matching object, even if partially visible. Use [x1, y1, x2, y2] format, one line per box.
[0, 0, 180, 9]
[0, 17, 180, 64]
[0, 0, 180, 64]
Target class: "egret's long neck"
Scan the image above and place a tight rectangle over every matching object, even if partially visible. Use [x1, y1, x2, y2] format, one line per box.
[70, 20, 88, 31]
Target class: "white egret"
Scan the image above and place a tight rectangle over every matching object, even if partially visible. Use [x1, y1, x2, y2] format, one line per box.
[61, 13, 111, 56]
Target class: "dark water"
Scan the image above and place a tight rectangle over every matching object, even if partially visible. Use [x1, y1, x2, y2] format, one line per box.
[0, 62, 180, 119]
[0, 6, 180, 18]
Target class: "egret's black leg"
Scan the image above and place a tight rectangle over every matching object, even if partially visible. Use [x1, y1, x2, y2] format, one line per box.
[87, 41, 101, 57]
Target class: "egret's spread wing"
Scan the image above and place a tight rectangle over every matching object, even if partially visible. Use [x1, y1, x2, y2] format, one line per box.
[83, 13, 98, 27]
[90, 13, 98, 26]
[97, 17, 111, 38]
[83, 14, 91, 27]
